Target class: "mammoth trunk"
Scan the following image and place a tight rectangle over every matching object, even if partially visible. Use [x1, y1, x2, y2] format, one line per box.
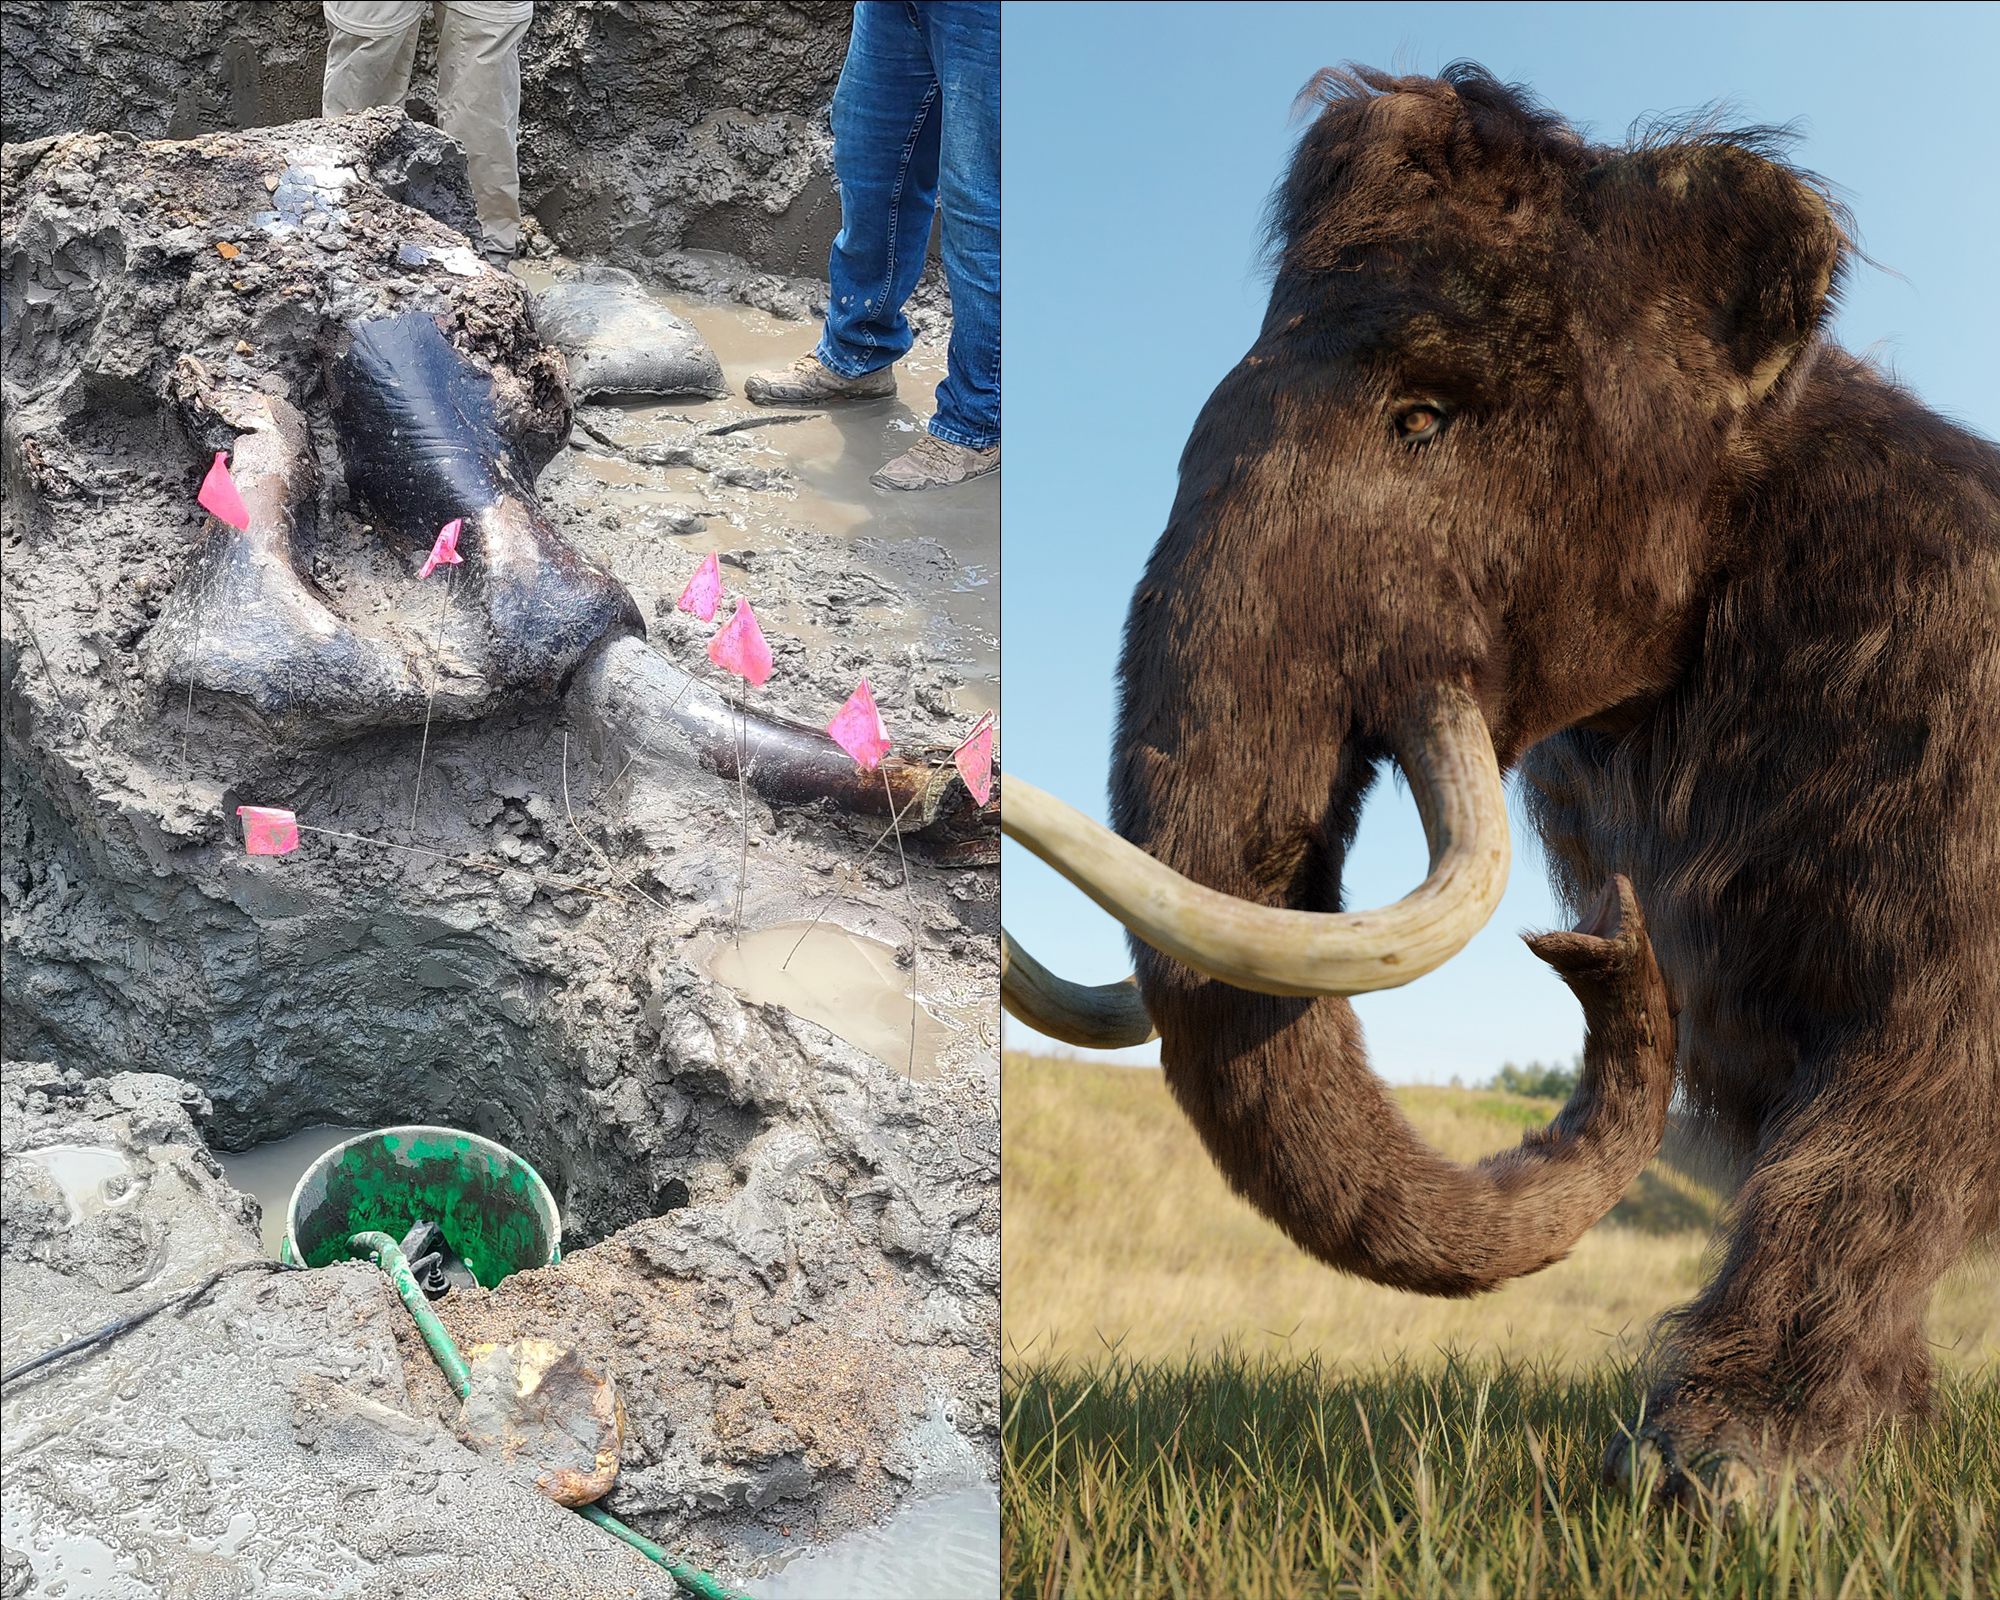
[1109, 660, 1675, 1290]
[1143, 874, 1678, 1295]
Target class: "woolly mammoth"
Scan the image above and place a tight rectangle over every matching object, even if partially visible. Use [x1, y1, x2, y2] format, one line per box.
[1002, 64, 1998, 1503]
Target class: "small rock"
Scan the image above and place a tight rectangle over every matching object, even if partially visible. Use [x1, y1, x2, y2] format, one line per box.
[711, 463, 785, 491]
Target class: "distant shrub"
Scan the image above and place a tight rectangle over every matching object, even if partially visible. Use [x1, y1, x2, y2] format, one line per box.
[1487, 1056, 1581, 1099]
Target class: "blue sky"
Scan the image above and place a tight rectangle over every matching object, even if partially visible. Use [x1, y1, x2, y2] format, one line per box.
[1000, 1, 1999, 1077]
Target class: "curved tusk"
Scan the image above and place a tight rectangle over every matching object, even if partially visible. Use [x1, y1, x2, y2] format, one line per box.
[1001, 683, 1509, 998]
[1000, 930, 1157, 1049]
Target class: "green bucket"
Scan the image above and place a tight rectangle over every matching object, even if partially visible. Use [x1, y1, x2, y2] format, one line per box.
[280, 1125, 561, 1288]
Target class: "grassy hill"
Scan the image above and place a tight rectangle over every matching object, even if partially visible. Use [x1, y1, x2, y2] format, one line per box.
[1001, 1052, 1998, 1371]
[1002, 1053, 1998, 1597]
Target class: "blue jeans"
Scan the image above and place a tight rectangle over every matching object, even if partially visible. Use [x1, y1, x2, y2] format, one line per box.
[815, 1, 1000, 450]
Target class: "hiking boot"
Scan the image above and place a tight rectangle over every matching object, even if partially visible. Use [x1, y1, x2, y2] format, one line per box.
[870, 433, 1001, 491]
[744, 353, 896, 405]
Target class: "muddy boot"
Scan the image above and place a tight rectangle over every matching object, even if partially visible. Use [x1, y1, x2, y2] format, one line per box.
[870, 432, 1000, 491]
[744, 353, 896, 406]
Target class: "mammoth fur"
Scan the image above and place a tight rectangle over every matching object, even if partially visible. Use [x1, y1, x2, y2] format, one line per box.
[1088, 64, 1998, 1502]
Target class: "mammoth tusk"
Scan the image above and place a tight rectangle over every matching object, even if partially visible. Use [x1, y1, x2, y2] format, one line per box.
[1000, 930, 1158, 1049]
[568, 636, 997, 858]
[1001, 683, 1509, 998]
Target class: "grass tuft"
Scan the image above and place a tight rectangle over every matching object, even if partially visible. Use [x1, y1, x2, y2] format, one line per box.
[1003, 1349, 1997, 1598]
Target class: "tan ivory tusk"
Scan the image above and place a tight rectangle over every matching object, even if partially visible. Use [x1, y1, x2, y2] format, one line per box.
[999, 929, 1158, 1049]
[998, 684, 1510, 1001]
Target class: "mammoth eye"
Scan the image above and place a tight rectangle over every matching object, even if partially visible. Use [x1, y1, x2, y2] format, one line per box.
[1394, 402, 1448, 443]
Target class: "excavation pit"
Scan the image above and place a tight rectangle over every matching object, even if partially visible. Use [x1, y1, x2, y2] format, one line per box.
[2, 99, 997, 1595]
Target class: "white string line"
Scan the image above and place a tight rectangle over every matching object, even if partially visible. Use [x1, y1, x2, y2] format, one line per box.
[882, 764, 918, 1080]
[732, 679, 750, 944]
[780, 779, 926, 972]
[559, 729, 675, 917]
[408, 562, 457, 840]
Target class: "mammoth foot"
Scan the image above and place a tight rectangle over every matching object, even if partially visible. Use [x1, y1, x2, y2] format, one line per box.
[1602, 1398, 1842, 1519]
[466, 497, 644, 694]
[1603, 1421, 1766, 1517]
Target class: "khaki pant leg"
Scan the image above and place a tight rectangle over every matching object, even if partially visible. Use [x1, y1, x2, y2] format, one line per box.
[435, 3, 533, 256]
[320, 2, 426, 117]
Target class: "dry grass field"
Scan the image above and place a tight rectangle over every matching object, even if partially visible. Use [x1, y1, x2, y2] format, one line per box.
[1002, 1053, 1999, 1597]
[1001, 1052, 1998, 1372]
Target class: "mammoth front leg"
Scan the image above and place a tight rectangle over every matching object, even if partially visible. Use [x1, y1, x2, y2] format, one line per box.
[1526, 710, 1997, 1507]
[1607, 1058, 1991, 1505]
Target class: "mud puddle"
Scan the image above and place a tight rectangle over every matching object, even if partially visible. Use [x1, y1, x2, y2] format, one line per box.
[14, 1146, 137, 1224]
[745, 1483, 999, 1600]
[217, 1125, 375, 1257]
[517, 261, 998, 717]
[0, 1493, 143, 1600]
[707, 921, 969, 1079]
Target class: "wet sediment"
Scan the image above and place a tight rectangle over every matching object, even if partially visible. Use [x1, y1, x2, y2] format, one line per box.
[1, 105, 997, 1593]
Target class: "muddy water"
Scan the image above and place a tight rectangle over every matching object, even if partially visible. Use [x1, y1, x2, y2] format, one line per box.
[746, 1484, 998, 1600]
[516, 262, 998, 716]
[707, 921, 967, 1078]
[15, 1146, 137, 1224]
[216, 1125, 375, 1257]
[0, 1493, 145, 1599]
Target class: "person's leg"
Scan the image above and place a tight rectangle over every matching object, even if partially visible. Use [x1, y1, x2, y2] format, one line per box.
[435, 2, 534, 261]
[913, 0, 999, 450]
[817, 0, 945, 378]
[320, 1, 426, 118]
[747, 2, 941, 404]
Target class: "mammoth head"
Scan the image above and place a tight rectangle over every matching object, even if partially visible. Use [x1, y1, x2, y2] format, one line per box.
[1140, 62, 1848, 789]
[1006, 64, 1848, 1035]
[999, 66, 1808, 1291]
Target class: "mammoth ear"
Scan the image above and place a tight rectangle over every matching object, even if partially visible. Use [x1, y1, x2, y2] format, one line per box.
[1585, 142, 1846, 405]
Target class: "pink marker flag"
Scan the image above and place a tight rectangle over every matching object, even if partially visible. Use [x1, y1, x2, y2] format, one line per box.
[235, 805, 299, 856]
[826, 677, 892, 770]
[677, 550, 723, 622]
[419, 518, 464, 579]
[707, 599, 772, 687]
[198, 451, 251, 531]
[952, 713, 994, 806]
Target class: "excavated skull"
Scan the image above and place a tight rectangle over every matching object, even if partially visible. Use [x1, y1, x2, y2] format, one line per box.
[2, 108, 639, 747]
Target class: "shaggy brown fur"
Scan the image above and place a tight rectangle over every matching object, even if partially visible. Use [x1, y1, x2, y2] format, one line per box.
[1109, 62, 2000, 1491]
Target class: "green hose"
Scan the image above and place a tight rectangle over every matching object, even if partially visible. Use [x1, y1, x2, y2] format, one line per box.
[348, 1232, 752, 1600]
[350, 1231, 473, 1392]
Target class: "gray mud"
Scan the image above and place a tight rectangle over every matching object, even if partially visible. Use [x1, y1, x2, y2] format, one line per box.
[1, 99, 996, 1597]
[1, 2, 859, 281]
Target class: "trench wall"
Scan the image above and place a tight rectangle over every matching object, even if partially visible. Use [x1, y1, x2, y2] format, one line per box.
[0, 0, 852, 274]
